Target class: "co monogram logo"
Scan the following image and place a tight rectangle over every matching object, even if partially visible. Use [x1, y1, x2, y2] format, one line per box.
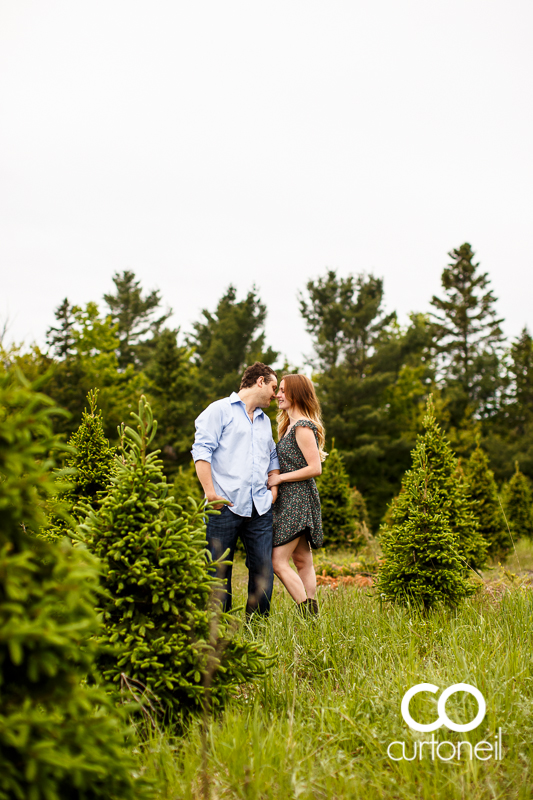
[401, 683, 486, 733]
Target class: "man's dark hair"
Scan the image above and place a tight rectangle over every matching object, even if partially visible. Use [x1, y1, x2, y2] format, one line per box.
[239, 362, 277, 389]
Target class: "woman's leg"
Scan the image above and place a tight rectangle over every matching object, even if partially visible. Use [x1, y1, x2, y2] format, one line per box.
[271, 537, 307, 603]
[291, 535, 317, 599]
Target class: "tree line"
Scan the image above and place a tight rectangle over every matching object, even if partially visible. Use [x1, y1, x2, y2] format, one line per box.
[3, 242, 533, 528]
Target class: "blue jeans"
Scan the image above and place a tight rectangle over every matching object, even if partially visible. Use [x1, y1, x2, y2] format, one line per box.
[206, 504, 274, 616]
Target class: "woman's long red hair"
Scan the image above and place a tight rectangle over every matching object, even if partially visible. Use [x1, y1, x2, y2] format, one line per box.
[277, 374, 327, 461]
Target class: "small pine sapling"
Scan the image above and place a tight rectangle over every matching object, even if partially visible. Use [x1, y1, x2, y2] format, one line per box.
[316, 442, 357, 547]
[376, 398, 482, 610]
[80, 396, 269, 721]
[172, 462, 203, 513]
[465, 445, 512, 559]
[502, 462, 533, 540]
[45, 389, 115, 540]
[350, 486, 372, 551]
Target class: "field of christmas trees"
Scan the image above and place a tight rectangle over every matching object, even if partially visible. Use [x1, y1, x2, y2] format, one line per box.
[2, 243, 533, 799]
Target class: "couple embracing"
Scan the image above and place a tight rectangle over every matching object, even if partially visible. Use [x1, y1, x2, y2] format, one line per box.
[191, 361, 326, 617]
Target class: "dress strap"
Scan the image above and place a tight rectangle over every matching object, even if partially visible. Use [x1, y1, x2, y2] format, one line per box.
[291, 419, 319, 441]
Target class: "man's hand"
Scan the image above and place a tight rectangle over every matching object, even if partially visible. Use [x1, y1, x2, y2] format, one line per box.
[270, 486, 278, 504]
[206, 493, 232, 511]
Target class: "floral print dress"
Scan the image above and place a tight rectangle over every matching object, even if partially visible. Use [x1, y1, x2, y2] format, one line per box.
[272, 419, 323, 549]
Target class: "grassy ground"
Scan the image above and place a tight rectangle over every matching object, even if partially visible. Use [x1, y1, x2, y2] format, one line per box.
[140, 540, 533, 800]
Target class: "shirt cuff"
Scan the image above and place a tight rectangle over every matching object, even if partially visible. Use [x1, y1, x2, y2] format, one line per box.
[191, 444, 213, 463]
[268, 454, 280, 472]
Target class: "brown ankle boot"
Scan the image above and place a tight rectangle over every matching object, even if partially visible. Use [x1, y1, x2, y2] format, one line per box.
[308, 598, 319, 615]
[296, 598, 319, 617]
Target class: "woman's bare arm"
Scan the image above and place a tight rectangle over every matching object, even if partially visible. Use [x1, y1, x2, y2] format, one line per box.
[267, 426, 322, 487]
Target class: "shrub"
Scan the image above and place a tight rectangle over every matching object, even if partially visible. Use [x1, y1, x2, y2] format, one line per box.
[376, 398, 482, 610]
[80, 396, 269, 721]
[464, 445, 512, 559]
[502, 462, 533, 540]
[45, 389, 115, 541]
[172, 462, 203, 513]
[0, 372, 153, 800]
[316, 444, 357, 547]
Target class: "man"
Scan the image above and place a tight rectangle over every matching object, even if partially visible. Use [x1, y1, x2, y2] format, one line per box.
[191, 362, 280, 616]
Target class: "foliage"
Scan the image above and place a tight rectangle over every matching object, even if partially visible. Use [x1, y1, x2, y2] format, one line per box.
[45, 389, 116, 541]
[45, 297, 79, 359]
[0, 372, 153, 800]
[502, 462, 533, 541]
[104, 270, 171, 370]
[145, 327, 199, 472]
[316, 444, 357, 547]
[376, 398, 484, 609]
[140, 582, 533, 800]
[80, 396, 269, 719]
[301, 270, 434, 528]
[186, 284, 278, 409]
[430, 242, 504, 424]
[171, 462, 203, 513]
[464, 445, 512, 559]
[484, 327, 533, 487]
[299, 271, 395, 372]
[43, 302, 145, 439]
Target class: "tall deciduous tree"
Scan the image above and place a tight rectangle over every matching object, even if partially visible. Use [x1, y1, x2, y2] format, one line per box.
[104, 270, 171, 370]
[187, 285, 278, 407]
[430, 243, 504, 424]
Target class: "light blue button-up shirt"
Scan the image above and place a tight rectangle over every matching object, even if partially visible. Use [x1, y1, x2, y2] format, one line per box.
[191, 392, 280, 517]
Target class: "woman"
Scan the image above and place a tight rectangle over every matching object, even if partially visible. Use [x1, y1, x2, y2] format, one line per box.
[267, 374, 327, 615]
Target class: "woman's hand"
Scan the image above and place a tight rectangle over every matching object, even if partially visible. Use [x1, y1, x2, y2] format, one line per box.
[267, 472, 282, 489]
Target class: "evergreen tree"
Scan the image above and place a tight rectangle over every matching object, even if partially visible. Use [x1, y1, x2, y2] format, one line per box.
[316, 444, 357, 547]
[46, 389, 116, 540]
[350, 486, 370, 529]
[0, 372, 153, 800]
[45, 297, 80, 359]
[145, 327, 199, 471]
[80, 396, 268, 719]
[502, 462, 533, 540]
[482, 328, 533, 488]
[464, 445, 512, 559]
[508, 327, 533, 434]
[300, 269, 434, 528]
[104, 270, 171, 370]
[43, 302, 144, 439]
[430, 243, 504, 423]
[299, 271, 395, 372]
[349, 486, 372, 551]
[187, 285, 278, 409]
[172, 462, 203, 513]
[376, 399, 479, 610]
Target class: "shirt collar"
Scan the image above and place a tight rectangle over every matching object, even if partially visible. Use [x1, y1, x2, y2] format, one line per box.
[230, 391, 264, 417]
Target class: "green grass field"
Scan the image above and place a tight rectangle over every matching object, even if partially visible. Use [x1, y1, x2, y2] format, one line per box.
[141, 540, 533, 799]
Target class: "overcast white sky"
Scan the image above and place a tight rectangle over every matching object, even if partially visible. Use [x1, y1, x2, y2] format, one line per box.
[1, 1, 532, 367]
